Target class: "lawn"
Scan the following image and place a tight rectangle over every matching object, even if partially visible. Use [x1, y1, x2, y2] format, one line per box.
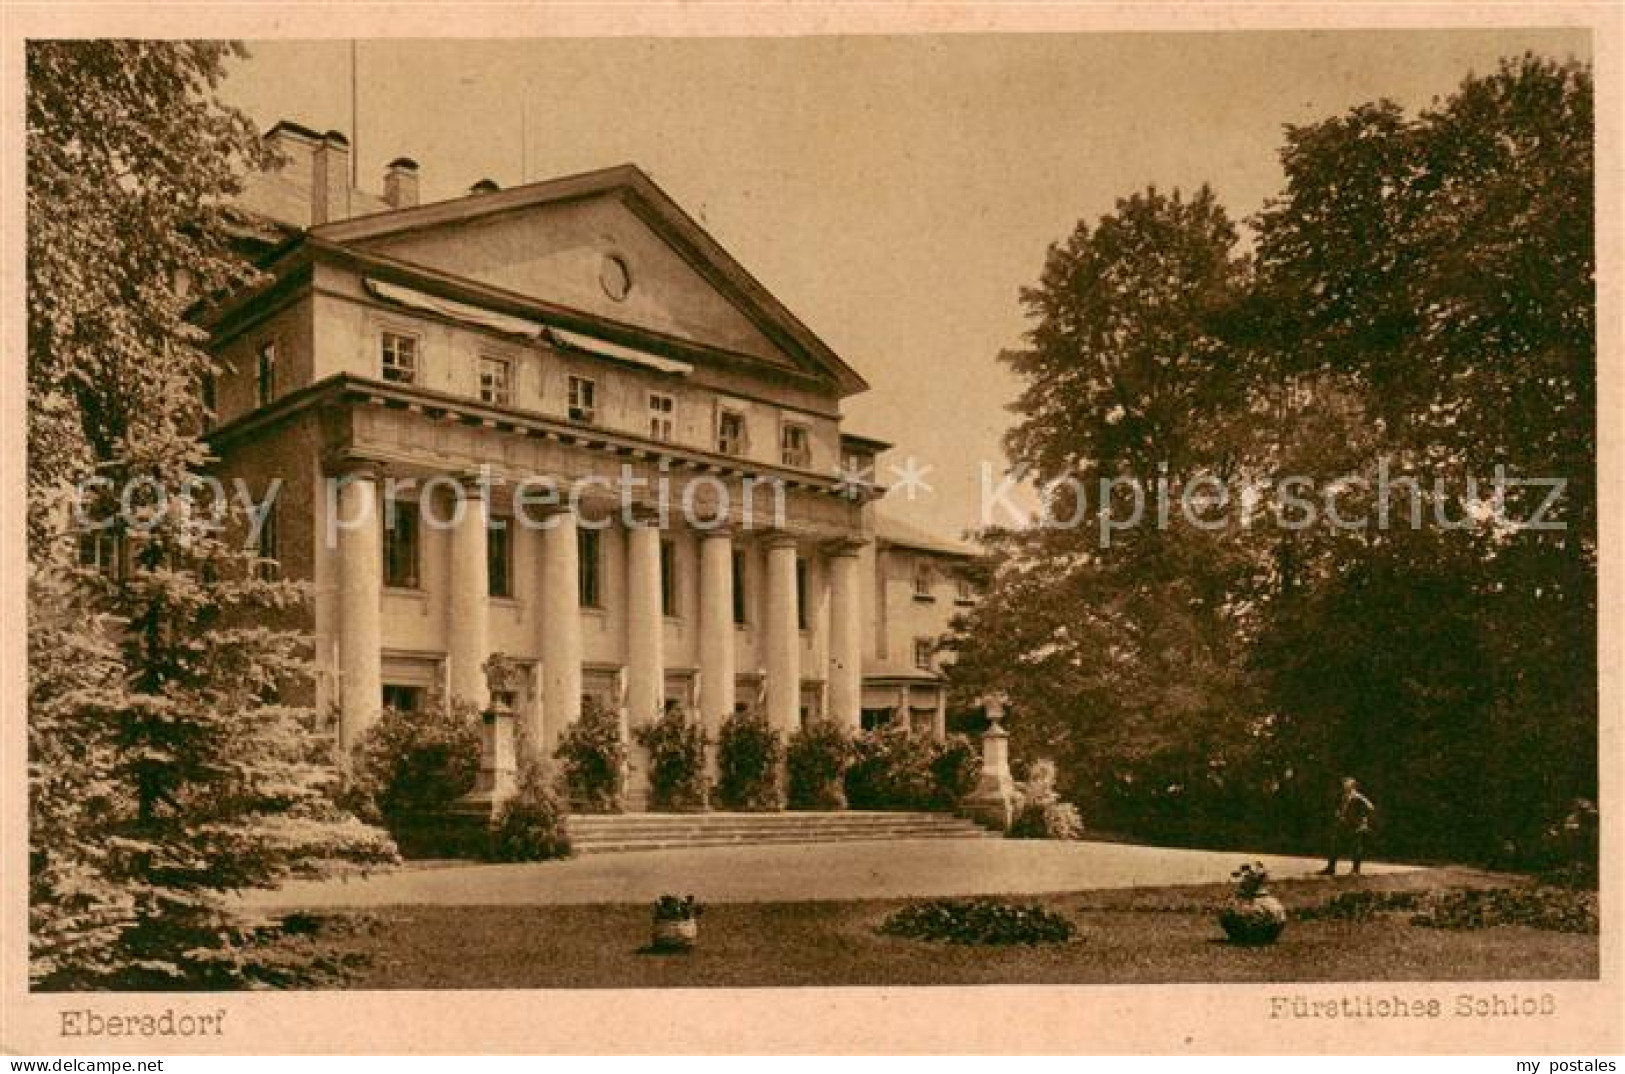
[314, 869, 1597, 989]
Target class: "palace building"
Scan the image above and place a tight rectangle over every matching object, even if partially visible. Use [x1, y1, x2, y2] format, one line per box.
[205, 121, 977, 800]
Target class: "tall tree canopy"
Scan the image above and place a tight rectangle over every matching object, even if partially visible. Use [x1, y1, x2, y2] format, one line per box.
[950, 55, 1595, 861]
[27, 41, 393, 989]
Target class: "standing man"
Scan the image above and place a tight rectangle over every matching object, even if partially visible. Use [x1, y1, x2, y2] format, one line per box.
[1317, 776, 1376, 876]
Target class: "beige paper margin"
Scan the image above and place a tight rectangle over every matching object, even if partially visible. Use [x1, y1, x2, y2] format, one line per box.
[0, 0, 1619, 1056]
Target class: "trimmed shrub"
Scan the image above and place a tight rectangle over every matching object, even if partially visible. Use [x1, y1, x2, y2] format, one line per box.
[715, 707, 785, 811]
[787, 718, 856, 810]
[1008, 759, 1086, 840]
[880, 899, 1077, 945]
[845, 723, 939, 810]
[488, 760, 572, 862]
[929, 733, 981, 808]
[554, 696, 627, 813]
[344, 698, 482, 823]
[635, 705, 709, 812]
[844, 724, 984, 811]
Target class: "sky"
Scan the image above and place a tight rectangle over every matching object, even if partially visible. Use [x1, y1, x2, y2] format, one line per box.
[220, 29, 1590, 539]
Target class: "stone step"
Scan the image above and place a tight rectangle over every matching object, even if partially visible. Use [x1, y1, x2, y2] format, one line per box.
[416, 808, 998, 859]
[567, 815, 978, 831]
[566, 811, 996, 854]
[576, 829, 998, 855]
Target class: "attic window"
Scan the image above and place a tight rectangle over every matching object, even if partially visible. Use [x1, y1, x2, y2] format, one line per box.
[600, 254, 632, 302]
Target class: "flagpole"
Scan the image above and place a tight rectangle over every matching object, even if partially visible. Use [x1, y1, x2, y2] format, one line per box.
[350, 40, 359, 186]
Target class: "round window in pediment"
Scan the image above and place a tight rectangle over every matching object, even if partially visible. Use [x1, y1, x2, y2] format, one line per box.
[600, 253, 632, 302]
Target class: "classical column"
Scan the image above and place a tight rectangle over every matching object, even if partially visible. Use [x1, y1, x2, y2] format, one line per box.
[625, 511, 665, 727]
[697, 528, 736, 739]
[826, 539, 865, 731]
[536, 506, 582, 758]
[334, 463, 382, 754]
[446, 477, 490, 711]
[764, 532, 802, 734]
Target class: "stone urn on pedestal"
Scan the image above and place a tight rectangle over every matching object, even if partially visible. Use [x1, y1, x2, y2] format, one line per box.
[962, 694, 1016, 831]
[1219, 861, 1288, 946]
[462, 653, 520, 818]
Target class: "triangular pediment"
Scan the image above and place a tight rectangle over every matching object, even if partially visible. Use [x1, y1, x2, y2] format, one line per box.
[310, 166, 866, 395]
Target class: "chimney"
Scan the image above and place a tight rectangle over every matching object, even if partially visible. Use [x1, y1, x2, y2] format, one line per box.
[311, 130, 352, 225]
[263, 120, 320, 209]
[384, 157, 420, 209]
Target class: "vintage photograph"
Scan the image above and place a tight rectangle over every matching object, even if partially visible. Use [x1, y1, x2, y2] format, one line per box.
[7, 7, 1615, 1055]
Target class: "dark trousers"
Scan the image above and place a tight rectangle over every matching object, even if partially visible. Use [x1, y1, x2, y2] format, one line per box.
[1325, 824, 1366, 873]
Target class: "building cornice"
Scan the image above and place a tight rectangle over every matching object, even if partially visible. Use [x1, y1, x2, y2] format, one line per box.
[204, 373, 887, 506]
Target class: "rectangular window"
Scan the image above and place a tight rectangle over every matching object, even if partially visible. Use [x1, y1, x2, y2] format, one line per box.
[660, 538, 678, 617]
[648, 391, 676, 441]
[256, 340, 277, 406]
[718, 409, 746, 457]
[254, 504, 280, 581]
[914, 638, 934, 671]
[731, 548, 748, 625]
[382, 684, 424, 713]
[488, 516, 513, 598]
[914, 561, 935, 600]
[568, 376, 597, 424]
[956, 574, 975, 603]
[781, 422, 812, 468]
[795, 557, 808, 630]
[480, 356, 512, 406]
[381, 331, 418, 385]
[578, 527, 602, 608]
[382, 502, 420, 589]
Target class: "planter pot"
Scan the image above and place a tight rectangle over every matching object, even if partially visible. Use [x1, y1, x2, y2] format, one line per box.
[1219, 892, 1287, 946]
[651, 917, 699, 953]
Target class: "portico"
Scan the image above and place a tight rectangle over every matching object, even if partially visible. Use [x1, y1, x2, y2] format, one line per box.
[325, 431, 872, 803]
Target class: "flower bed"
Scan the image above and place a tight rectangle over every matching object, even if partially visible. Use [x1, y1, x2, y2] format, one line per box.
[879, 899, 1077, 946]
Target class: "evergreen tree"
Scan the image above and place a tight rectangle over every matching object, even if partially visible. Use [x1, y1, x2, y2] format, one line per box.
[27, 41, 395, 990]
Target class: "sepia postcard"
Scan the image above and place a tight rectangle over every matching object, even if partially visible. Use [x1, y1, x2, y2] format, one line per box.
[1, 1, 1620, 1056]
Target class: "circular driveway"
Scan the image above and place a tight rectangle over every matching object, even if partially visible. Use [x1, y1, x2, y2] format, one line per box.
[246, 838, 1415, 910]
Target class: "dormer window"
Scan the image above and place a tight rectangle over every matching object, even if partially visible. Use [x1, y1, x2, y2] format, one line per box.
[381, 331, 418, 385]
[568, 376, 597, 424]
[718, 409, 746, 457]
[781, 422, 812, 469]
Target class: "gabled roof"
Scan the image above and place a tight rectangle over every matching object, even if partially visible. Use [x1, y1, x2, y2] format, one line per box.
[307, 164, 869, 397]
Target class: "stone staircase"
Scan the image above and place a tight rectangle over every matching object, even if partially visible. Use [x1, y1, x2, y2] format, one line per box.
[567, 810, 998, 855]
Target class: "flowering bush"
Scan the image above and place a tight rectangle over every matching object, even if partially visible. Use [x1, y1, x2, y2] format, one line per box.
[1230, 860, 1271, 898]
[787, 718, 857, 809]
[554, 696, 626, 813]
[880, 899, 1077, 945]
[1008, 759, 1086, 840]
[652, 894, 703, 922]
[488, 759, 571, 862]
[1409, 886, 1598, 935]
[344, 698, 482, 822]
[634, 705, 709, 812]
[715, 707, 785, 811]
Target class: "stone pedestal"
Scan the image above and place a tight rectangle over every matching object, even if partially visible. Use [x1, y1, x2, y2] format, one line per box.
[963, 710, 1016, 830]
[460, 654, 522, 818]
[462, 709, 517, 818]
